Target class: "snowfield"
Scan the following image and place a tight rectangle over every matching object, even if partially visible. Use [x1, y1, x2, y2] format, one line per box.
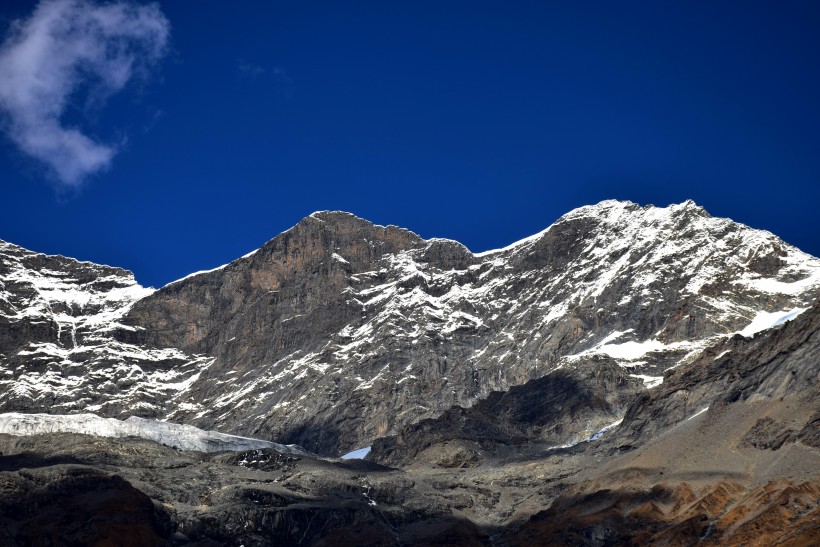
[0, 412, 308, 455]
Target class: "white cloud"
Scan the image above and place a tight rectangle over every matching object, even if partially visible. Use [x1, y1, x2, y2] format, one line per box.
[0, 0, 169, 188]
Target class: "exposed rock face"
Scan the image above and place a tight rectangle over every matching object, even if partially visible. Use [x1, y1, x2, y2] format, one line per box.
[370, 358, 643, 468]
[2, 200, 820, 455]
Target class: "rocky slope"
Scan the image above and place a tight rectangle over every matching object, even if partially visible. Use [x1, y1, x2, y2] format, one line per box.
[2, 200, 819, 455]
[370, 358, 644, 468]
[503, 299, 820, 545]
[0, 298, 816, 546]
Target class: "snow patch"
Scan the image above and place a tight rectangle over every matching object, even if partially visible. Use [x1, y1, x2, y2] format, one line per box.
[473, 227, 551, 257]
[165, 264, 228, 286]
[598, 339, 668, 360]
[548, 417, 624, 450]
[738, 307, 807, 338]
[586, 418, 623, 441]
[340, 446, 371, 460]
[629, 374, 664, 389]
[687, 407, 709, 421]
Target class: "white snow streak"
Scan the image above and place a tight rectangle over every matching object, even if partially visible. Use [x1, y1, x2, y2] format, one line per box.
[340, 446, 371, 460]
[738, 307, 808, 338]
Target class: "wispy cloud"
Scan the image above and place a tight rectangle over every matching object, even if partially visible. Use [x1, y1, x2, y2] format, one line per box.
[238, 59, 265, 80]
[238, 59, 295, 98]
[0, 0, 170, 188]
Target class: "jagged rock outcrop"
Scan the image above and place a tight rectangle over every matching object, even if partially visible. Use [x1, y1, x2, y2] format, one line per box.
[370, 358, 643, 468]
[2, 201, 819, 455]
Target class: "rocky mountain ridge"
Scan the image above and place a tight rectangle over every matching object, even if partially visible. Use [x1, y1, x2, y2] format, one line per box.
[2, 199, 819, 455]
[0, 238, 210, 420]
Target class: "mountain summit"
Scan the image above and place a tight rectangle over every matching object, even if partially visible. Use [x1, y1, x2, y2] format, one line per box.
[2, 200, 818, 455]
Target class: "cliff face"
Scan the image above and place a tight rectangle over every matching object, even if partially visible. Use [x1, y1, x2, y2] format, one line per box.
[369, 358, 644, 468]
[2, 200, 820, 454]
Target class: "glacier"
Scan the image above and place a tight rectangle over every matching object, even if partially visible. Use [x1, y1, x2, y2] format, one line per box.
[0, 412, 309, 455]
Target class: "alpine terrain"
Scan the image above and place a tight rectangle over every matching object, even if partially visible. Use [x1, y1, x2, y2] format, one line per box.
[0, 199, 818, 545]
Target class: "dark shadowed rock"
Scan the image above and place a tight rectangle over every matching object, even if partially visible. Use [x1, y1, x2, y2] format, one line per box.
[0, 465, 171, 546]
[370, 359, 643, 468]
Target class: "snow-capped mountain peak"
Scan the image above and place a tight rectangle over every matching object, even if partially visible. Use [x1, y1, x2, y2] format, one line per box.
[2, 200, 819, 454]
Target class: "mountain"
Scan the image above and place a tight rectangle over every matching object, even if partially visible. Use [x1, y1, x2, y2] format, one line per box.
[1, 199, 819, 545]
[2, 200, 819, 456]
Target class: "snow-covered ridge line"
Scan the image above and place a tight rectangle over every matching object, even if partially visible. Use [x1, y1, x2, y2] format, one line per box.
[164, 200, 820, 289]
[163, 250, 262, 288]
[164, 263, 230, 287]
[0, 240, 155, 343]
[471, 200, 658, 257]
[472, 227, 552, 257]
[0, 239, 135, 274]
[0, 413, 309, 455]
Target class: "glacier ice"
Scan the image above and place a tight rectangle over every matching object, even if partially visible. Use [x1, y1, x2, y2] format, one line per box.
[0, 412, 308, 455]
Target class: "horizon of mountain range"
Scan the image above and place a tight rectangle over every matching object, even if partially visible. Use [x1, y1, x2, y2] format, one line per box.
[1, 198, 818, 545]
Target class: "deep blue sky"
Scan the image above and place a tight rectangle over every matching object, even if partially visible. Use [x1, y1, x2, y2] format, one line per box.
[1, 1, 818, 287]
